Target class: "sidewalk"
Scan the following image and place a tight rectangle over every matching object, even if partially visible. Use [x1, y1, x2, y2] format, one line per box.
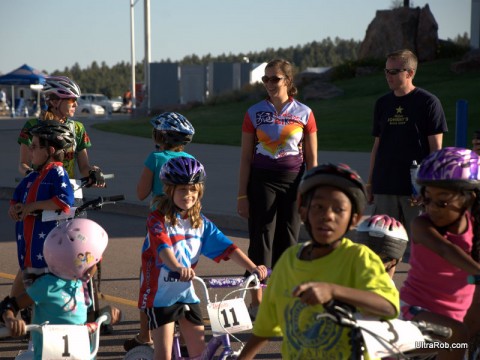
[0, 115, 372, 233]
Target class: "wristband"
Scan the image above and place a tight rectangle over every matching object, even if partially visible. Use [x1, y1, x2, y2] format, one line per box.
[237, 195, 248, 200]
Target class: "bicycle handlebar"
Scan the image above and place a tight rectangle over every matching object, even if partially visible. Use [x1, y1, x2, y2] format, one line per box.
[30, 194, 125, 221]
[167, 271, 267, 304]
[411, 320, 452, 339]
[321, 300, 452, 339]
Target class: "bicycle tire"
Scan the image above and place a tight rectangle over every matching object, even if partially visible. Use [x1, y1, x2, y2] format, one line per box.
[123, 345, 154, 360]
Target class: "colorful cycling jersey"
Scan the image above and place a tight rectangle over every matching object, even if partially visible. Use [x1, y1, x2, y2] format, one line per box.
[18, 118, 92, 178]
[11, 162, 74, 269]
[138, 211, 238, 308]
[242, 98, 317, 172]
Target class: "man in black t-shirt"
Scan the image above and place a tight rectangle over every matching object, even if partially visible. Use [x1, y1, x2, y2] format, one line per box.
[367, 49, 448, 255]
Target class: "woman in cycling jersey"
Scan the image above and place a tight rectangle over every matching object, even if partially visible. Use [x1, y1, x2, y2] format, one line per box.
[17, 75, 104, 186]
[237, 59, 317, 317]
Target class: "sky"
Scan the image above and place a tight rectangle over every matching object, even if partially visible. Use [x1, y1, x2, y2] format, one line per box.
[0, 0, 472, 75]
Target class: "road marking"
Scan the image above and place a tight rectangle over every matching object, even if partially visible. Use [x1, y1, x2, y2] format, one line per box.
[97, 291, 137, 307]
[0, 272, 15, 280]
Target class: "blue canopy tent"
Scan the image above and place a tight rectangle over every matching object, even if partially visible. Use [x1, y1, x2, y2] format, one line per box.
[0, 64, 47, 117]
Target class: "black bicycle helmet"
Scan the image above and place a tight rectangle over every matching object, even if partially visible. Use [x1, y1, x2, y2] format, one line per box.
[160, 156, 206, 185]
[150, 112, 195, 146]
[29, 120, 74, 150]
[355, 215, 409, 260]
[299, 163, 367, 214]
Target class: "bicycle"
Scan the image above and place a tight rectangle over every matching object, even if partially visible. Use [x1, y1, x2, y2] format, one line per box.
[0, 312, 111, 360]
[312, 300, 452, 360]
[124, 272, 266, 360]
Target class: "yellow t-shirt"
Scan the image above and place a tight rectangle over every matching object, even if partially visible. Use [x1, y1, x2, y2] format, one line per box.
[253, 238, 399, 359]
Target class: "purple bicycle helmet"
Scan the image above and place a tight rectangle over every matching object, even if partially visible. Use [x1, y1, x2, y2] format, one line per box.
[355, 215, 409, 260]
[43, 219, 108, 280]
[417, 147, 480, 190]
[160, 156, 206, 185]
[299, 163, 367, 213]
[150, 112, 195, 145]
[43, 76, 81, 100]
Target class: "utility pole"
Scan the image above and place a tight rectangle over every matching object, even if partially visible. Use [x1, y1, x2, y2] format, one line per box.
[144, 0, 151, 114]
[130, 0, 137, 114]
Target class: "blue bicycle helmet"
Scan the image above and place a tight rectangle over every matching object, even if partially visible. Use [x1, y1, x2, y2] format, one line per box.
[150, 112, 195, 145]
[160, 156, 206, 185]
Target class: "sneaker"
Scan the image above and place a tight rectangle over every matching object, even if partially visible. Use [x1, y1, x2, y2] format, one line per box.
[123, 334, 154, 352]
[248, 305, 259, 321]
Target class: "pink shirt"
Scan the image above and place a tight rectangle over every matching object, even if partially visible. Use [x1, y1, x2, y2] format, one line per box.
[400, 213, 475, 321]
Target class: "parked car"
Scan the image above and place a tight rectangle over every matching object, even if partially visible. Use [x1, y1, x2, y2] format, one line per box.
[76, 99, 105, 116]
[79, 93, 122, 113]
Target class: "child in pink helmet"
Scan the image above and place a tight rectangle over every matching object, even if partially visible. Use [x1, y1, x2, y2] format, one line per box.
[0, 218, 120, 359]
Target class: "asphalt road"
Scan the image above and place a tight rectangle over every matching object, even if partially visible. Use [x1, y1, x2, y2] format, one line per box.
[0, 200, 285, 359]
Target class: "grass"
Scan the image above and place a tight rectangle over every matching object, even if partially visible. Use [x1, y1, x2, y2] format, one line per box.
[93, 57, 480, 152]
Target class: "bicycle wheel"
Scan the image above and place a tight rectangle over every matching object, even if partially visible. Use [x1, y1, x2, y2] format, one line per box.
[123, 345, 154, 360]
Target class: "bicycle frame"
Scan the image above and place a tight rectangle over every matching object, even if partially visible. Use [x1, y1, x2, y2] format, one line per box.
[124, 273, 263, 360]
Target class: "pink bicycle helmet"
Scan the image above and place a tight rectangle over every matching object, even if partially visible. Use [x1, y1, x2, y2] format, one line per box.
[160, 156, 206, 185]
[355, 215, 409, 260]
[43, 76, 81, 99]
[43, 219, 108, 280]
[417, 147, 480, 191]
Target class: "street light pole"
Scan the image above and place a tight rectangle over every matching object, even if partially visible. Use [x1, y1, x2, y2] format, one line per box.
[144, 0, 151, 115]
[130, 0, 137, 113]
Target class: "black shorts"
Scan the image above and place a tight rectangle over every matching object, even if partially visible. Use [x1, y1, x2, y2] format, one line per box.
[144, 303, 203, 330]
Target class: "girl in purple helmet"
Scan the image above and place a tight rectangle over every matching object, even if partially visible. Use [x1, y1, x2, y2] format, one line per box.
[138, 156, 268, 360]
[125, 112, 196, 352]
[399, 147, 480, 360]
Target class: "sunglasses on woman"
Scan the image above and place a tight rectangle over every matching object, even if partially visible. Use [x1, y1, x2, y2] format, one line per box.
[261, 75, 285, 84]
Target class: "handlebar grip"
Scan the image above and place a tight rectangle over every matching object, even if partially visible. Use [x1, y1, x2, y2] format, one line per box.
[103, 195, 125, 202]
[467, 275, 480, 284]
[168, 271, 181, 279]
[414, 320, 452, 339]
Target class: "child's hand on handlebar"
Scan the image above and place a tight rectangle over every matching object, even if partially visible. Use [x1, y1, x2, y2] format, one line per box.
[292, 282, 334, 306]
[175, 267, 195, 281]
[3, 315, 27, 337]
[251, 265, 268, 281]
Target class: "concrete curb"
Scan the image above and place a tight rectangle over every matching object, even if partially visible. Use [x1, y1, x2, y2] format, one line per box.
[0, 185, 250, 233]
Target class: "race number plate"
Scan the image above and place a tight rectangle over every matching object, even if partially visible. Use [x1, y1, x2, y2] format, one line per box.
[70, 179, 83, 200]
[41, 324, 90, 360]
[358, 318, 425, 358]
[207, 298, 252, 336]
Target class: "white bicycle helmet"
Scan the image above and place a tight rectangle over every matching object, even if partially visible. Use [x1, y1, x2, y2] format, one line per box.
[43, 76, 81, 100]
[43, 218, 108, 280]
[355, 215, 409, 260]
